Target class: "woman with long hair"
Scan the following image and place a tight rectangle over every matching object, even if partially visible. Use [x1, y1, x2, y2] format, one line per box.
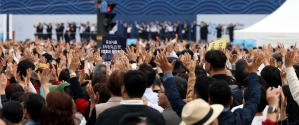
[45, 91, 75, 125]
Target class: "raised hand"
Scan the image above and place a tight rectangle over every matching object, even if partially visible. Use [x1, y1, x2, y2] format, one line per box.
[188, 55, 197, 73]
[278, 43, 287, 57]
[266, 87, 281, 108]
[0, 74, 7, 94]
[126, 45, 137, 61]
[154, 53, 175, 74]
[285, 51, 297, 68]
[269, 58, 277, 67]
[79, 70, 89, 85]
[244, 50, 264, 73]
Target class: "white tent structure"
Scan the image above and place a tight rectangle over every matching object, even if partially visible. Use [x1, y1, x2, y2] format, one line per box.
[234, 0, 299, 47]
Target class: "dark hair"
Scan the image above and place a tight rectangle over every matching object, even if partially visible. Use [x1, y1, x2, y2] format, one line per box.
[272, 53, 283, 62]
[58, 69, 70, 81]
[244, 86, 267, 112]
[10, 91, 24, 101]
[92, 74, 107, 86]
[138, 63, 156, 87]
[194, 76, 215, 102]
[107, 70, 125, 96]
[204, 50, 227, 71]
[234, 65, 249, 88]
[2, 101, 23, 124]
[46, 91, 75, 125]
[195, 66, 207, 77]
[178, 73, 189, 81]
[283, 85, 299, 123]
[93, 83, 111, 103]
[209, 81, 231, 107]
[243, 76, 267, 88]
[42, 53, 53, 63]
[24, 94, 47, 121]
[123, 70, 148, 98]
[17, 60, 35, 81]
[5, 84, 24, 100]
[261, 66, 281, 88]
[173, 76, 187, 99]
[118, 112, 148, 125]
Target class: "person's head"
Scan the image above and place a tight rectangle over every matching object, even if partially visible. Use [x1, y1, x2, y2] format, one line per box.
[23, 93, 46, 122]
[122, 70, 147, 99]
[195, 66, 207, 77]
[46, 91, 74, 125]
[208, 81, 232, 108]
[180, 99, 223, 125]
[58, 69, 70, 81]
[261, 66, 282, 88]
[2, 101, 23, 124]
[138, 63, 156, 88]
[193, 76, 215, 102]
[5, 84, 24, 100]
[204, 50, 227, 75]
[282, 85, 299, 123]
[272, 53, 283, 68]
[17, 60, 35, 81]
[234, 65, 249, 88]
[157, 85, 169, 108]
[10, 91, 24, 101]
[173, 76, 187, 99]
[41, 53, 53, 63]
[151, 74, 162, 92]
[93, 83, 111, 103]
[107, 70, 125, 96]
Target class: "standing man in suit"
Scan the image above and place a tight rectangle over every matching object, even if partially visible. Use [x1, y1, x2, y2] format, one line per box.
[44, 22, 52, 40]
[227, 23, 236, 42]
[56, 23, 64, 41]
[200, 21, 209, 43]
[216, 24, 223, 39]
[34, 22, 43, 39]
[190, 21, 197, 42]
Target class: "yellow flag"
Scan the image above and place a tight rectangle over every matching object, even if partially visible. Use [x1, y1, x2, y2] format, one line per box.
[207, 38, 227, 51]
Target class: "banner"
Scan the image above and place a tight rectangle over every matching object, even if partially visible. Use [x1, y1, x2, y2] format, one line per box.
[196, 14, 268, 42]
[101, 35, 127, 64]
[0, 14, 7, 41]
[207, 38, 227, 51]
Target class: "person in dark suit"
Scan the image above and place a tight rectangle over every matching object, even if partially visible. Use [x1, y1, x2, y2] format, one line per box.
[95, 70, 165, 125]
[200, 21, 209, 42]
[84, 21, 91, 41]
[227, 23, 236, 42]
[216, 24, 223, 39]
[34, 22, 43, 39]
[56, 23, 64, 41]
[182, 23, 189, 40]
[190, 21, 197, 42]
[44, 22, 52, 40]
[64, 30, 72, 44]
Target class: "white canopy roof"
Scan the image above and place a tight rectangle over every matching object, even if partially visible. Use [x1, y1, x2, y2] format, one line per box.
[234, 0, 299, 47]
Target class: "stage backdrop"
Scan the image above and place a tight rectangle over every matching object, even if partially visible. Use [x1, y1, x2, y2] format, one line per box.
[0, 14, 7, 41]
[196, 14, 268, 42]
[12, 15, 96, 41]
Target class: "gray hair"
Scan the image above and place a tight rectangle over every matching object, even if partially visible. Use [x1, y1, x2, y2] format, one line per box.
[93, 64, 106, 76]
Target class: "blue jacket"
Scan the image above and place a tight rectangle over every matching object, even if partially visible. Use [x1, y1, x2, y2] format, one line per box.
[162, 73, 186, 118]
[218, 73, 261, 125]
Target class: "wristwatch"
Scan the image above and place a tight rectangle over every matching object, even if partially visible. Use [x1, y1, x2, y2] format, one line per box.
[267, 107, 277, 113]
[70, 72, 77, 78]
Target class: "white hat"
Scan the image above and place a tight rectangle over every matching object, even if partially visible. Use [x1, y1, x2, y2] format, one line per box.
[180, 99, 224, 125]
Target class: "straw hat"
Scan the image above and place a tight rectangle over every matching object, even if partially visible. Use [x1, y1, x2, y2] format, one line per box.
[180, 99, 224, 125]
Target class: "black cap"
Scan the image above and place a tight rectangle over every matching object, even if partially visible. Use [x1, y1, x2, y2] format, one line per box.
[167, 57, 186, 73]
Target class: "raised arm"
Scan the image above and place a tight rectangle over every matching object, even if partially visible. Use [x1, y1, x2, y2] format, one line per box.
[155, 53, 186, 117]
[234, 50, 264, 124]
[285, 49, 299, 105]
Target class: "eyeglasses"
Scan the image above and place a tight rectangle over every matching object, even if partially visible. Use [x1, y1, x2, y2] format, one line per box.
[158, 91, 165, 94]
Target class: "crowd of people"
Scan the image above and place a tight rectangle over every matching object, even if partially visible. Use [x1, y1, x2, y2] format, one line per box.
[34, 21, 97, 43]
[110, 20, 237, 42]
[0, 34, 297, 125]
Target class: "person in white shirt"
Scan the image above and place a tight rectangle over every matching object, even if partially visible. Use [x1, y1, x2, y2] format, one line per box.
[166, 22, 174, 38]
[150, 23, 158, 40]
[79, 25, 85, 41]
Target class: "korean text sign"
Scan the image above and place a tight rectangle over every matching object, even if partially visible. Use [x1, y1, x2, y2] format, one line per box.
[100, 36, 127, 64]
